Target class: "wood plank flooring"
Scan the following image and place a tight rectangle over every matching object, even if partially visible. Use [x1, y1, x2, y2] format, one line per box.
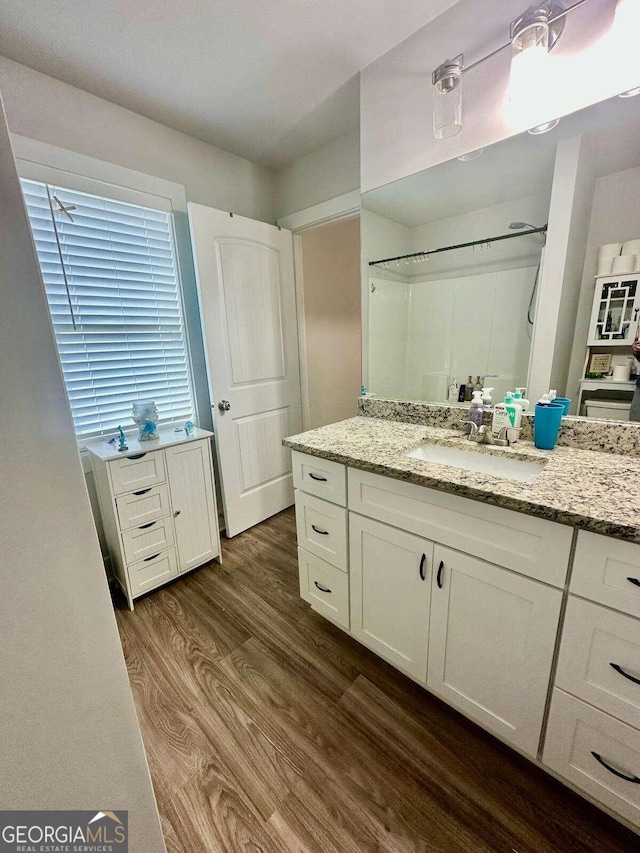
[115, 508, 638, 852]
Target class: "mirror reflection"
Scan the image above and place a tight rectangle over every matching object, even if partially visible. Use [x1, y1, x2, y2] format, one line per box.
[362, 93, 640, 421]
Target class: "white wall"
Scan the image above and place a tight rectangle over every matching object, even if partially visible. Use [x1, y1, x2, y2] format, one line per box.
[0, 92, 165, 848]
[274, 128, 360, 220]
[0, 56, 276, 222]
[566, 163, 640, 402]
[361, 0, 631, 193]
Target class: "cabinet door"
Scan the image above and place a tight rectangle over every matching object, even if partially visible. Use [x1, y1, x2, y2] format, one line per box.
[428, 545, 562, 756]
[165, 440, 219, 573]
[349, 513, 432, 683]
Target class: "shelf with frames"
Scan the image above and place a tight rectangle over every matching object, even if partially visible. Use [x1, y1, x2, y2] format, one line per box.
[587, 274, 640, 346]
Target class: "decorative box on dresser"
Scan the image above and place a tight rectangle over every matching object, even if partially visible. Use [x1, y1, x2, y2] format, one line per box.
[86, 428, 220, 609]
[288, 432, 640, 835]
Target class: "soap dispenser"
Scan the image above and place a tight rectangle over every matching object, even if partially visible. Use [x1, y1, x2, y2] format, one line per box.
[504, 393, 523, 428]
[468, 390, 484, 429]
[481, 387, 494, 411]
[514, 388, 530, 412]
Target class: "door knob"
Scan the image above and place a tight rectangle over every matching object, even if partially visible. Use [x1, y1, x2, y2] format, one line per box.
[218, 400, 231, 412]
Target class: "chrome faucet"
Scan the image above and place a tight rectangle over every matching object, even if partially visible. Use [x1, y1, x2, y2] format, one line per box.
[465, 422, 520, 447]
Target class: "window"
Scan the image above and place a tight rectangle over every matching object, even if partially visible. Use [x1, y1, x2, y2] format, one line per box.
[21, 178, 195, 439]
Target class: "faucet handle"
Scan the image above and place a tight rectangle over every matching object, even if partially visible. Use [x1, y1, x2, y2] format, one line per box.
[465, 421, 479, 437]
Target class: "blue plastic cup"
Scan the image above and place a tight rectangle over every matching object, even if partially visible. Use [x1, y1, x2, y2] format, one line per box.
[553, 397, 571, 415]
[534, 403, 564, 450]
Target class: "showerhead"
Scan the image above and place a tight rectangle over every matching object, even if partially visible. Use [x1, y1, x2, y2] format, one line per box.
[509, 221, 547, 244]
[509, 221, 536, 231]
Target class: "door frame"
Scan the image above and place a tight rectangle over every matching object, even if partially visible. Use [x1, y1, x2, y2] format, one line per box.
[277, 190, 361, 430]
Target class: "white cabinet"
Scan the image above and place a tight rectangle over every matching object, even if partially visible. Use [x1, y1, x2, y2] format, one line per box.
[165, 440, 219, 573]
[427, 545, 562, 756]
[587, 275, 640, 346]
[87, 430, 220, 609]
[349, 513, 432, 683]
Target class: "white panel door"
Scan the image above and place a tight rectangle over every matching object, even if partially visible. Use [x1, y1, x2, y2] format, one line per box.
[350, 513, 432, 683]
[428, 545, 562, 756]
[188, 204, 302, 536]
[165, 440, 220, 572]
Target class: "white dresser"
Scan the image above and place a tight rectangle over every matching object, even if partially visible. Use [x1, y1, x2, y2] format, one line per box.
[86, 428, 220, 609]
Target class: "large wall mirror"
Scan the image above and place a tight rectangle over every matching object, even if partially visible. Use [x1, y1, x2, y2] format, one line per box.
[362, 91, 640, 421]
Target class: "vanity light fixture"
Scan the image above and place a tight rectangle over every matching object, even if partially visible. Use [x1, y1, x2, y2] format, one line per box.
[528, 118, 560, 134]
[432, 55, 463, 139]
[458, 148, 484, 161]
[431, 0, 595, 142]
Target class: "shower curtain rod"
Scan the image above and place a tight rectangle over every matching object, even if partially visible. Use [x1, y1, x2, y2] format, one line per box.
[368, 225, 547, 267]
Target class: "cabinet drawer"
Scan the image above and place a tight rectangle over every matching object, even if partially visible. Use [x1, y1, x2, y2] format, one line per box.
[116, 484, 171, 531]
[295, 490, 348, 571]
[544, 689, 640, 828]
[128, 547, 178, 598]
[121, 516, 175, 565]
[298, 547, 349, 630]
[348, 467, 571, 587]
[571, 531, 640, 618]
[292, 450, 346, 506]
[109, 450, 165, 495]
[556, 597, 640, 730]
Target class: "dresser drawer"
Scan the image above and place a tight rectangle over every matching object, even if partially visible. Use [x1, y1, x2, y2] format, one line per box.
[544, 689, 640, 828]
[109, 450, 165, 495]
[116, 484, 171, 531]
[555, 596, 640, 730]
[571, 531, 640, 618]
[295, 490, 348, 571]
[292, 450, 346, 507]
[348, 468, 571, 587]
[122, 516, 175, 565]
[128, 547, 178, 597]
[298, 547, 349, 630]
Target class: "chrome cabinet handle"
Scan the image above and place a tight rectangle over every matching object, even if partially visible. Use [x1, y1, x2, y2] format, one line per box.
[311, 524, 328, 535]
[308, 472, 328, 482]
[610, 662, 640, 686]
[627, 577, 640, 588]
[127, 452, 147, 460]
[591, 752, 640, 783]
[138, 521, 157, 530]
[437, 560, 444, 589]
[143, 552, 161, 562]
[133, 487, 152, 496]
[314, 581, 332, 594]
[218, 400, 231, 412]
[419, 553, 426, 581]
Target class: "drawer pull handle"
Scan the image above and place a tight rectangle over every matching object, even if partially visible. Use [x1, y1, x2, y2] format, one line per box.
[627, 576, 640, 588]
[138, 521, 157, 530]
[610, 662, 640, 686]
[314, 581, 332, 594]
[419, 553, 426, 581]
[143, 552, 161, 562]
[126, 452, 147, 460]
[437, 560, 444, 589]
[133, 487, 152, 496]
[308, 472, 328, 482]
[591, 752, 640, 784]
[311, 524, 329, 535]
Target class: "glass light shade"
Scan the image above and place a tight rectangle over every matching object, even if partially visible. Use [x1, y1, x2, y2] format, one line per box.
[509, 20, 550, 106]
[432, 58, 463, 139]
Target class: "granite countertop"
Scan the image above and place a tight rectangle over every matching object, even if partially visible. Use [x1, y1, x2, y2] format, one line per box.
[283, 417, 640, 543]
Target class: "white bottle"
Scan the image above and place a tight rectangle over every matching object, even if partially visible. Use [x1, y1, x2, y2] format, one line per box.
[514, 387, 530, 412]
[504, 393, 523, 428]
[491, 402, 511, 436]
[481, 387, 494, 410]
[448, 379, 460, 403]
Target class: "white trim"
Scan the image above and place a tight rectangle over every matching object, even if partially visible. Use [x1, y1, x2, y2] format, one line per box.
[293, 233, 311, 430]
[12, 134, 187, 211]
[277, 189, 360, 232]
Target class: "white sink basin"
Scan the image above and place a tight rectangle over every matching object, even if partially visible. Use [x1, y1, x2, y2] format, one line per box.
[405, 443, 546, 484]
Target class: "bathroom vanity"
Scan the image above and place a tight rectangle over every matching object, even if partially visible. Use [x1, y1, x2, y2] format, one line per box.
[284, 407, 640, 832]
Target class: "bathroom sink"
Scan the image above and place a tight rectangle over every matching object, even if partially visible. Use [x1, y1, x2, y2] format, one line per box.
[405, 443, 546, 483]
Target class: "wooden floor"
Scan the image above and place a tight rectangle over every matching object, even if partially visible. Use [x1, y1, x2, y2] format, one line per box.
[116, 508, 638, 853]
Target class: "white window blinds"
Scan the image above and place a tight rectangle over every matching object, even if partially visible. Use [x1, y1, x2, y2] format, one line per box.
[21, 178, 194, 438]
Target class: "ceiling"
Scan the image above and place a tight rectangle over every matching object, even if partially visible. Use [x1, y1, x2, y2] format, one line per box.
[364, 92, 640, 227]
[0, 0, 461, 169]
